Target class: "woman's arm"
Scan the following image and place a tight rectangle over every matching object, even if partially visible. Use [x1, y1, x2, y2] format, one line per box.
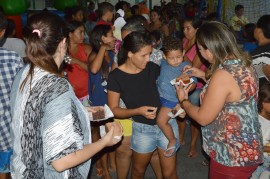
[176, 69, 241, 126]
[70, 58, 88, 71]
[107, 90, 157, 119]
[162, 24, 170, 37]
[51, 121, 122, 172]
[69, 44, 92, 72]
[89, 45, 110, 74]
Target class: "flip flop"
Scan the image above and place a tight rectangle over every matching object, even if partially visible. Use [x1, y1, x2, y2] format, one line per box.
[201, 159, 209, 166]
[164, 139, 180, 158]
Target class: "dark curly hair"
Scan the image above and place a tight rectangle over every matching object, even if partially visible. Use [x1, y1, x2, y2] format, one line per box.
[162, 36, 183, 55]
[258, 82, 270, 113]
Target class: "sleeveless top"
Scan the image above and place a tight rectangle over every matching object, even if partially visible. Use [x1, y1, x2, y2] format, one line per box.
[201, 59, 263, 167]
[88, 51, 114, 106]
[66, 44, 89, 98]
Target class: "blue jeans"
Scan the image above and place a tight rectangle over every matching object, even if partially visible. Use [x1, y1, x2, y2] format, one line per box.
[131, 119, 179, 153]
[189, 89, 202, 106]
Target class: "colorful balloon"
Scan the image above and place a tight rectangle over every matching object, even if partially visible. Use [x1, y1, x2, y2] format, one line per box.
[0, 0, 28, 15]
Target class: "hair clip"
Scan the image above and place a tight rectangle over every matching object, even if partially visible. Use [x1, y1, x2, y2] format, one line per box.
[32, 29, 41, 37]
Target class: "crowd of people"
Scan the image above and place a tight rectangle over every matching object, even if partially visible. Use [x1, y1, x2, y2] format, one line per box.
[1, 0, 270, 179]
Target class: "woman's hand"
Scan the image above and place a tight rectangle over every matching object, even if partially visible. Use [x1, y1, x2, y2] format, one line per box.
[102, 121, 123, 146]
[175, 83, 190, 103]
[102, 44, 114, 51]
[183, 66, 206, 80]
[138, 106, 158, 119]
[84, 106, 97, 113]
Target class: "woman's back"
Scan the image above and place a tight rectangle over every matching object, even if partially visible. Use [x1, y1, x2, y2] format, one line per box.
[10, 65, 91, 178]
[201, 59, 263, 167]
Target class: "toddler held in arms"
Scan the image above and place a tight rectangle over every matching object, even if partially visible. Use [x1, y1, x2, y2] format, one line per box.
[157, 36, 197, 157]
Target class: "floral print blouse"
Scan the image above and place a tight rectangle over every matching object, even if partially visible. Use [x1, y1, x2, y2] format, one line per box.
[201, 59, 263, 167]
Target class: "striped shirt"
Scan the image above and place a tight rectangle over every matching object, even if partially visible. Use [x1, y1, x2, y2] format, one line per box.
[251, 44, 270, 80]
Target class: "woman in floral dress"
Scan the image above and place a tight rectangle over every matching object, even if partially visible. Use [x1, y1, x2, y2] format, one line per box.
[176, 21, 263, 178]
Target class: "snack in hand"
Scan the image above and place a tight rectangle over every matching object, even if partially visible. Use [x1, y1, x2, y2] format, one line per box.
[179, 73, 191, 85]
[92, 107, 105, 120]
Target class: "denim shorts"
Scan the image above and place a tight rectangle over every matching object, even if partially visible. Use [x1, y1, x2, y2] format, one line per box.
[131, 119, 179, 153]
[0, 149, 13, 173]
[160, 97, 178, 109]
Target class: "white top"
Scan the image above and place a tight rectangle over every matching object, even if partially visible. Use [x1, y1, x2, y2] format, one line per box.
[259, 115, 270, 157]
[2, 38, 26, 57]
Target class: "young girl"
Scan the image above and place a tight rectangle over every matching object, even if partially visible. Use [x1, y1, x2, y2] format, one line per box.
[107, 32, 178, 179]
[88, 24, 116, 179]
[157, 36, 197, 157]
[65, 20, 92, 102]
[251, 82, 270, 178]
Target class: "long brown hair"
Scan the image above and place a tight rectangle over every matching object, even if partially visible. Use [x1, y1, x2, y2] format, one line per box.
[20, 12, 67, 91]
[196, 21, 251, 79]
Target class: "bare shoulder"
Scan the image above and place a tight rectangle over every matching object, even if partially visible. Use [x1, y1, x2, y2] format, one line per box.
[209, 69, 241, 101]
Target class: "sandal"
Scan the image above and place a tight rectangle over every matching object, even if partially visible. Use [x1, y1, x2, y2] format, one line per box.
[164, 139, 180, 158]
[201, 159, 209, 166]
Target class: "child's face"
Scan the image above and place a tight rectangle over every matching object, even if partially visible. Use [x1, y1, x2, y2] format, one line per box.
[236, 8, 244, 17]
[72, 10, 84, 22]
[165, 50, 184, 67]
[102, 30, 115, 49]
[105, 11, 114, 22]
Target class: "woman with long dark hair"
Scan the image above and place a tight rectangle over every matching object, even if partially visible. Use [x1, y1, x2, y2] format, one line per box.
[10, 12, 122, 179]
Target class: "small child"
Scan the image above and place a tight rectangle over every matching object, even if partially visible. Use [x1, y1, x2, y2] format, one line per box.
[157, 36, 197, 157]
[251, 82, 270, 178]
[243, 23, 258, 53]
[96, 2, 114, 26]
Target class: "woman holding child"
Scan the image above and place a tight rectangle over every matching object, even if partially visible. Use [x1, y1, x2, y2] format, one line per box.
[107, 32, 178, 179]
[176, 21, 263, 178]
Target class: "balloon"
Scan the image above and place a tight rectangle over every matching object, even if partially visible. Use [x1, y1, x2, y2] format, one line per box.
[54, 0, 78, 11]
[0, 0, 28, 15]
[5, 15, 23, 38]
[25, 0, 31, 8]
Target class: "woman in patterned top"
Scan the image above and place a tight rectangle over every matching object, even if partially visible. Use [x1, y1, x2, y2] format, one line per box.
[9, 12, 122, 179]
[176, 21, 263, 178]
